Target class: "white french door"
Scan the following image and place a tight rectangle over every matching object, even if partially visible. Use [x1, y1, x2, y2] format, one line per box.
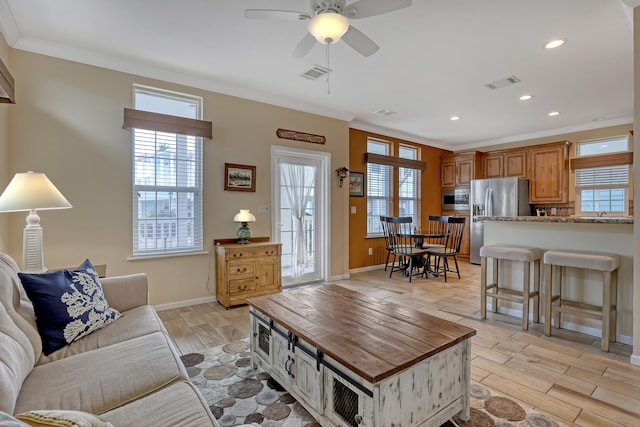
[271, 146, 329, 287]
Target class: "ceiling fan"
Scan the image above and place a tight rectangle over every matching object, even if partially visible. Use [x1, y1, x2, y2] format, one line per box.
[245, 0, 412, 58]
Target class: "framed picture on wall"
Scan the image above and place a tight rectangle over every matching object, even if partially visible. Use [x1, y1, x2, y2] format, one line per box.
[349, 172, 364, 197]
[224, 163, 256, 192]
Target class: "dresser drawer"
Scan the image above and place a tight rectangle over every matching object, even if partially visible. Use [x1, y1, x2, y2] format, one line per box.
[226, 247, 259, 260]
[229, 278, 257, 296]
[228, 260, 256, 277]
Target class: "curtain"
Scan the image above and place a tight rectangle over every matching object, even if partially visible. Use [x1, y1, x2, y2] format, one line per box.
[281, 163, 315, 278]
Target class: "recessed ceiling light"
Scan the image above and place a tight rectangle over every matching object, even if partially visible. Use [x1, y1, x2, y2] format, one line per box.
[519, 95, 533, 101]
[545, 39, 566, 49]
[450, 116, 461, 121]
[548, 111, 560, 116]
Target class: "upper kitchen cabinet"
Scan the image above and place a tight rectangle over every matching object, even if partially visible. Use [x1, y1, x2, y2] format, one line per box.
[482, 149, 528, 179]
[529, 141, 570, 203]
[441, 151, 482, 188]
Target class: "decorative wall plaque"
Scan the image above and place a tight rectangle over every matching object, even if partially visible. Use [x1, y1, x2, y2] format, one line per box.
[276, 128, 326, 145]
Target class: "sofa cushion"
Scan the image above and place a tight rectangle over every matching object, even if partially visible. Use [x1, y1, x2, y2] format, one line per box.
[0, 254, 42, 361]
[0, 411, 30, 427]
[37, 305, 167, 365]
[18, 260, 121, 355]
[15, 410, 113, 427]
[15, 332, 187, 415]
[100, 381, 218, 427]
[0, 301, 39, 415]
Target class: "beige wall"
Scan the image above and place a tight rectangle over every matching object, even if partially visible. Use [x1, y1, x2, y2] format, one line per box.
[0, 36, 10, 252]
[5, 49, 349, 305]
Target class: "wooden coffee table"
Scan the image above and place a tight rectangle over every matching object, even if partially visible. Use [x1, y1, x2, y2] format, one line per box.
[247, 284, 476, 427]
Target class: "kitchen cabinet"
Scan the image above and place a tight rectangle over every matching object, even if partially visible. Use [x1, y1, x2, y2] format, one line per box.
[504, 150, 528, 178]
[483, 152, 504, 178]
[442, 210, 470, 261]
[528, 141, 570, 203]
[441, 152, 482, 188]
[482, 149, 528, 179]
[215, 241, 282, 308]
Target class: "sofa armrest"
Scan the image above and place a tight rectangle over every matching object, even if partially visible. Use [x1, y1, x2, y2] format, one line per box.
[101, 273, 149, 312]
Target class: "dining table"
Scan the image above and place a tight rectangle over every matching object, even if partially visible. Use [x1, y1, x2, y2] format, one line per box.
[410, 232, 446, 277]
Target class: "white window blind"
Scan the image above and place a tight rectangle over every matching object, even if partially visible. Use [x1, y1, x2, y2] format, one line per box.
[132, 87, 203, 256]
[367, 162, 393, 235]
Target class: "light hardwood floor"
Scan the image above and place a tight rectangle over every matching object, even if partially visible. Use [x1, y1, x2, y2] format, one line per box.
[158, 261, 640, 427]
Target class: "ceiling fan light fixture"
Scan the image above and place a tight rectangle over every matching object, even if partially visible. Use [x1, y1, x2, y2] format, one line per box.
[307, 12, 349, 44]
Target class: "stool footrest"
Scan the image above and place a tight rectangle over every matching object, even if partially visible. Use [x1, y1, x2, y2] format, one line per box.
[551, 299, 606, 321]
[486, 287, 538, 303]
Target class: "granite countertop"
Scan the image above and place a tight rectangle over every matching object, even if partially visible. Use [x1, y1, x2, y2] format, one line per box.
[478, 215, 634, 224]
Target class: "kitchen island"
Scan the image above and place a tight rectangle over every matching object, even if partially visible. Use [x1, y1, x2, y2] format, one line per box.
[478, 216, 633, 345]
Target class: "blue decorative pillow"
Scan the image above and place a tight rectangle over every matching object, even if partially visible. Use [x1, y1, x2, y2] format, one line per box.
[19, 259, 121, 355]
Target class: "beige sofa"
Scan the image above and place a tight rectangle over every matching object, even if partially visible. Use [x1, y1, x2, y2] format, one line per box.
[0, 253, 218, 426]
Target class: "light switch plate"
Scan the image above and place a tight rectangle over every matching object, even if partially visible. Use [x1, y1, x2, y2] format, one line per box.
[350, 206, 356, 214]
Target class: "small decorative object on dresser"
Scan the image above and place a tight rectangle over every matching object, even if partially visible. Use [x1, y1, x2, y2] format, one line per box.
[233, 209, 256, 243]
[214, 241, 282, 308]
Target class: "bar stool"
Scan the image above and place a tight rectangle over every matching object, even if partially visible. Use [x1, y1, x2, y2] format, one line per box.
[480, 245, 542, 330]
[543, 250, 619, 352]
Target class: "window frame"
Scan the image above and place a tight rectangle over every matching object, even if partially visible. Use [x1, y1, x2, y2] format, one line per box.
[365, 139, 423, 236]
[573, 135, 631, 217]
[131, 85, 204, 257]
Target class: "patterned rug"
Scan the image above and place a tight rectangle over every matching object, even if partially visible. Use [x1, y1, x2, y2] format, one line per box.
[180, 339, 566, 427]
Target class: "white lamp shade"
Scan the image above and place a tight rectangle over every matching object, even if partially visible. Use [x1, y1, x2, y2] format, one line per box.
[0, 172, 72, 212]
[233, 209, 256, 223]
[307, 12, 349, 44]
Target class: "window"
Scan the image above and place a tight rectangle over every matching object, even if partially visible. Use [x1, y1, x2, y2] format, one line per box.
[574, 136, 630, 216]
[365, 139, 422, 235]
[367, 140, 392, 234]
[398, 145, 419, 226]
[132, 86, 203, 255]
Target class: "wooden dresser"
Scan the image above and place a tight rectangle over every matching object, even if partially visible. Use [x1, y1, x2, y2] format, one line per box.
[214, 241, 282, 308]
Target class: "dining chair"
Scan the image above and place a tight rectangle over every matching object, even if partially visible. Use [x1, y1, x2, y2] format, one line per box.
[422, 215, 449, 276]
[379, 216, 394, 271]
[426, 216, 466, 282]
[387, 216, 428, 283]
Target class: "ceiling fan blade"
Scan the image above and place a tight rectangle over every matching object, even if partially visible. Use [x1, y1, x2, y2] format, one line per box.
[244, 9, 310, 21]
[293, 33, 317, 58]
[341, 26, 379, 57]
[344, 0, 412, 19]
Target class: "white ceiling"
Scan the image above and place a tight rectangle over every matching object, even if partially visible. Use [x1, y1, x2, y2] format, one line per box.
[0, 0, 634, 150]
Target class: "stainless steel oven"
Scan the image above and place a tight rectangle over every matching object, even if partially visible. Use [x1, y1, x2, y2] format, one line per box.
[442, 188, 470, 211]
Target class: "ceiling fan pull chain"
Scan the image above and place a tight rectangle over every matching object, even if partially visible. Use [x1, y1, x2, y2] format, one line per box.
[326, 40, 331, 95]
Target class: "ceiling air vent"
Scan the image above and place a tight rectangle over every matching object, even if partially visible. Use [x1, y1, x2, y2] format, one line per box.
[486, 75, 521, 90]
[301, 65, 331, 81]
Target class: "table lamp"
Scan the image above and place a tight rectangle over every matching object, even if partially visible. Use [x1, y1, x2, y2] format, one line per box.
[0, 171, 72, 273]
[233, 209, 256, 244]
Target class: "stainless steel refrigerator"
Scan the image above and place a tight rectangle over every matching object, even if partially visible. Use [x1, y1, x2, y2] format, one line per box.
[470, 177, 531, 264]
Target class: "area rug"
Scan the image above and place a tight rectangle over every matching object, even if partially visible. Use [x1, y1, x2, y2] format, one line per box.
[181, 339, 566, 427]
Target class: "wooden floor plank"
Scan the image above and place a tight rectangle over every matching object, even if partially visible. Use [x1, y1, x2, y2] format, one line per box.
[159, 262, 638, 427]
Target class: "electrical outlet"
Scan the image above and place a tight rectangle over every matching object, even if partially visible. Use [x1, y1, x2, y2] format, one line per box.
[368, 248, 373, 256]
[551, 207, 557, 215]
[350, 206, 356, 214]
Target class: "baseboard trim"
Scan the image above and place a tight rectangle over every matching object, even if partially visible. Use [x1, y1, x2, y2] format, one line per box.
[630, 353, 640, 366]
[154, 295, 217, 311]
[349, 264, 385, 274]
[492, 305, 633, 345]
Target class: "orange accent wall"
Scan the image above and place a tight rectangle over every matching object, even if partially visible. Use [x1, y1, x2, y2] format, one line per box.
[349, 128, 451, 269]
